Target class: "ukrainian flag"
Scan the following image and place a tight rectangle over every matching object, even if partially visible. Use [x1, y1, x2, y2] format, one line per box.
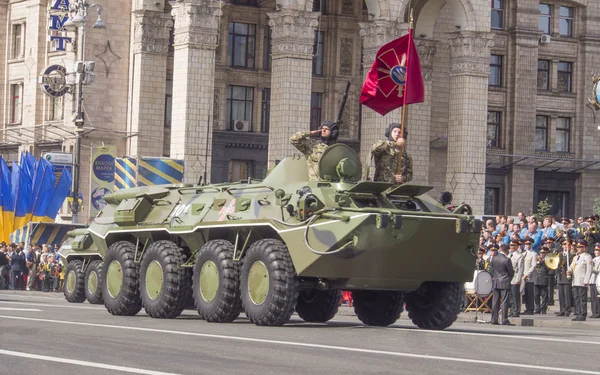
[31, 159, 57, 223]
[22, 152, 38, 223]
[14, 162, 33, 231]
[1, 158, 14, 242]
[42, 167, 72, 223]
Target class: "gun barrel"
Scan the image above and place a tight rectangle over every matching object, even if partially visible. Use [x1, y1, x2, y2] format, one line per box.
[336, 81, 352, 123]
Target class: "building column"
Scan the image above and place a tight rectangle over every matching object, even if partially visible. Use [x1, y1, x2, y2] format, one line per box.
[446, 31, 494, 214]
[358, 20, 405, 169]
[128, 9, 171, 157]
[409, 39, 438, 185]
[170, 0, 222, 184]
[266, 9, 319, 165]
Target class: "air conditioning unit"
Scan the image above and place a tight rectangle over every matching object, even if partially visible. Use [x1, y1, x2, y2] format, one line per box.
[540, 35, 551, 44]
[233, 120, 250, 132]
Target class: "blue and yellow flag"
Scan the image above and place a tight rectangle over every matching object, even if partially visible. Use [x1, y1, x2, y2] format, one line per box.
[43, 167, 72, 222]
[1, 159, 14, 242]
[31, 159, 57, 222]
[14, 162, 33, 231]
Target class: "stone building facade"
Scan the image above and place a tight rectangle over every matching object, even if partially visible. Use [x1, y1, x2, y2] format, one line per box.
[1, 0, 599, 222]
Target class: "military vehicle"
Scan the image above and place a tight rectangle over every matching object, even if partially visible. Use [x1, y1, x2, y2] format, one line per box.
[59, 144, 480, 330]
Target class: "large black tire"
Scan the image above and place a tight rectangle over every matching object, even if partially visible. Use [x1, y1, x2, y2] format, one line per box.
[139, 241, 189, 319]
[102, 241, 142, 316]
[193, 240, 242, 322]
[64, 260, 86, 303]
[85, 260, 103, 304]
[240, 239, 299, 326]
[353, 290, 404, 326]
[405, 281, 463, 330]
[296, 289, 342, 323]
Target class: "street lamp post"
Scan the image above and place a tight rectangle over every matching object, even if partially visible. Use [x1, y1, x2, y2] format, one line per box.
[63, 1, 105, 223]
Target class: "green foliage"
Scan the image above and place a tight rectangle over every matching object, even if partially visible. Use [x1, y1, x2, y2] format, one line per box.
[594, 197, 600, 216]
[535, 197, 552, 221]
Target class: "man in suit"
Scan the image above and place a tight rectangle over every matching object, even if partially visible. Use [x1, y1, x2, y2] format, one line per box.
[521, 237, 538, 315]
[556, 237, 574, 317]
[490, 244, 515, 325]
[569, 239, 593, 321]
[508, 240, 524, 317]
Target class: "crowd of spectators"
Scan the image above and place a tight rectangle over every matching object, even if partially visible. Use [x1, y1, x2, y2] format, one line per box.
[0, 241, 63, 292]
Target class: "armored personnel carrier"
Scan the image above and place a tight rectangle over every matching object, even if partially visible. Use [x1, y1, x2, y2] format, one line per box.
[59, 144, 480, 330]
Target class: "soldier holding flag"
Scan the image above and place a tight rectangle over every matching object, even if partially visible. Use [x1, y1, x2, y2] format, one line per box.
[371, 124, 413, 184]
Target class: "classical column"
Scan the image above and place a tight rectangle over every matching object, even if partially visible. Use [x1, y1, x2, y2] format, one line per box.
[266, 10, 319, 165]
[408, 39, 438, 185]
[128, 10, 172, 157]
[170, 0, 222, 183]
[358, 20, 405, 169]
[446, 31, 494, 214]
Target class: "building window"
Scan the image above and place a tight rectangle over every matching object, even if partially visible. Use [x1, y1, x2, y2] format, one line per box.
[487, 111, 501, 148]
[226, 85, 254, 131]
[539, 4, 552, 34]
[231, 0, 258, 6]
[484, 187, 501, 215]
[538, 190, 569, 218]
[559, 6, 574, 37]
[491, 0, 504, 30]
[313, 0, 327, 14]
[263, 26, 271, 71]
[489, 54, 503, 87]
[10, 84, 22, 124]
[165, 80, 173, 128]
[537, 60, 550, 90]
[261, 88, 270, 133]
[535, 115, 548, 151]
[313, 31, 324, 76]
[230, 160, 252, 182]
[49, 96, 64, 121]
[557, 62, 572, 92]
[556, 117, 570, 152]
[310, 93, 323, 131]
[227, 22, 256, 69]
[12, 24, 24, 59]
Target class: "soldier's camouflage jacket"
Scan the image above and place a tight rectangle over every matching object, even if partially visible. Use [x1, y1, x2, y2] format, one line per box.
[371, 140, 413, 184]
[290, 131, 328, 181]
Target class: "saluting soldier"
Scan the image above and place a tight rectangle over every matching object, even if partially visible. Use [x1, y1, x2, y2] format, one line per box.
[371, 123, 413, 184]
[569, 239, 594, 321]
[289, 120, 339, 181]
[533, 246, 551, 314]
[556, 237, 574, 317]
[521, 237, 538, 315]
[508, 240, 524, 317]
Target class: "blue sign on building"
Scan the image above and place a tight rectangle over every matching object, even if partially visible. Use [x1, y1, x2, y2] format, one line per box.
[49, 0, 72, 52]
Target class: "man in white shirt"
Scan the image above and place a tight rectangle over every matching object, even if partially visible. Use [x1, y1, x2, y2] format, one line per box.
[569, 240, 594, 321]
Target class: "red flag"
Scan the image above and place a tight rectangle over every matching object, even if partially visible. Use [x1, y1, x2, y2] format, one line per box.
[360, 31, 424, 116]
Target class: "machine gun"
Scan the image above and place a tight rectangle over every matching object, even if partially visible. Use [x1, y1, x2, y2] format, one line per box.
[336, 81, 352, 125]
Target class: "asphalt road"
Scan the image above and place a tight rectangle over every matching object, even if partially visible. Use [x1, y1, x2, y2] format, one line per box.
[1, 291, 599, 375]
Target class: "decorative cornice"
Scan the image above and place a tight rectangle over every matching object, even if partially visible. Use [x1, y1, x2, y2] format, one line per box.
[132, 10, 173, 55]
[171, 0, 222, 49]
[267, 10, 319, 58]
[359, 20, 406, 63]
[449, 31, 495, 76]
[415, 39, 439, 81]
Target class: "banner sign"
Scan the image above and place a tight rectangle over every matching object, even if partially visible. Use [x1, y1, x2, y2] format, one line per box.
[49, 0, 72, 52]
[89, 145, 116, 215]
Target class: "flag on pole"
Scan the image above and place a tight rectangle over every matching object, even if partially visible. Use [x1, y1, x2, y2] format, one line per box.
[42, 167, 72, 223]
[2, 159, 15, 241]
[360, 31, 424, 116]
[31, 159, 57, 222]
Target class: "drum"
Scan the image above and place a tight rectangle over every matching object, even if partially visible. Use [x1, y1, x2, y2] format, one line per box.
[464, 270, 493, 297]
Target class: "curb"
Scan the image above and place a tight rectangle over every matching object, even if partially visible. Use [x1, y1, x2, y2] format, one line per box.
[456, 314, 600, 329]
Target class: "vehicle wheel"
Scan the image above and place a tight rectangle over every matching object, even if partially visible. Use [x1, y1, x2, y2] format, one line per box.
[353, 290, 404, 326]
[240, 239, 298, 326]
[405, 281, 463, 330]
[64, 260, 86, 303]
[103, 241, 142, 316]
[139, 241, 189, 319]
[296, 289, 342, 323]
[85, 260, 103, 304]
[193, 240, 242, 322]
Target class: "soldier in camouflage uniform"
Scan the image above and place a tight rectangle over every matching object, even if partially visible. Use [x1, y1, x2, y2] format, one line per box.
[290, 120, 339, 181]
[371, 123, 413, 184]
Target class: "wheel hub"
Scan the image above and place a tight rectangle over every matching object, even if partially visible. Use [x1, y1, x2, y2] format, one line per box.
[106, 260, 123, 298]
[66, 270, 76, 294]
[199, 260, 219, 303]
[87, 271, 98, 294]
[247, 261, 269, 305]
[145, 260, 163, 301]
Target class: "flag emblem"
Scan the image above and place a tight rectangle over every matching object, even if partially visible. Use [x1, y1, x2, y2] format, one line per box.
[376, 50, 407, 97]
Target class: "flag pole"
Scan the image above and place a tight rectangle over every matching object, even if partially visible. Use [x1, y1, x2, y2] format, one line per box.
[397, 9, 414, 178]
